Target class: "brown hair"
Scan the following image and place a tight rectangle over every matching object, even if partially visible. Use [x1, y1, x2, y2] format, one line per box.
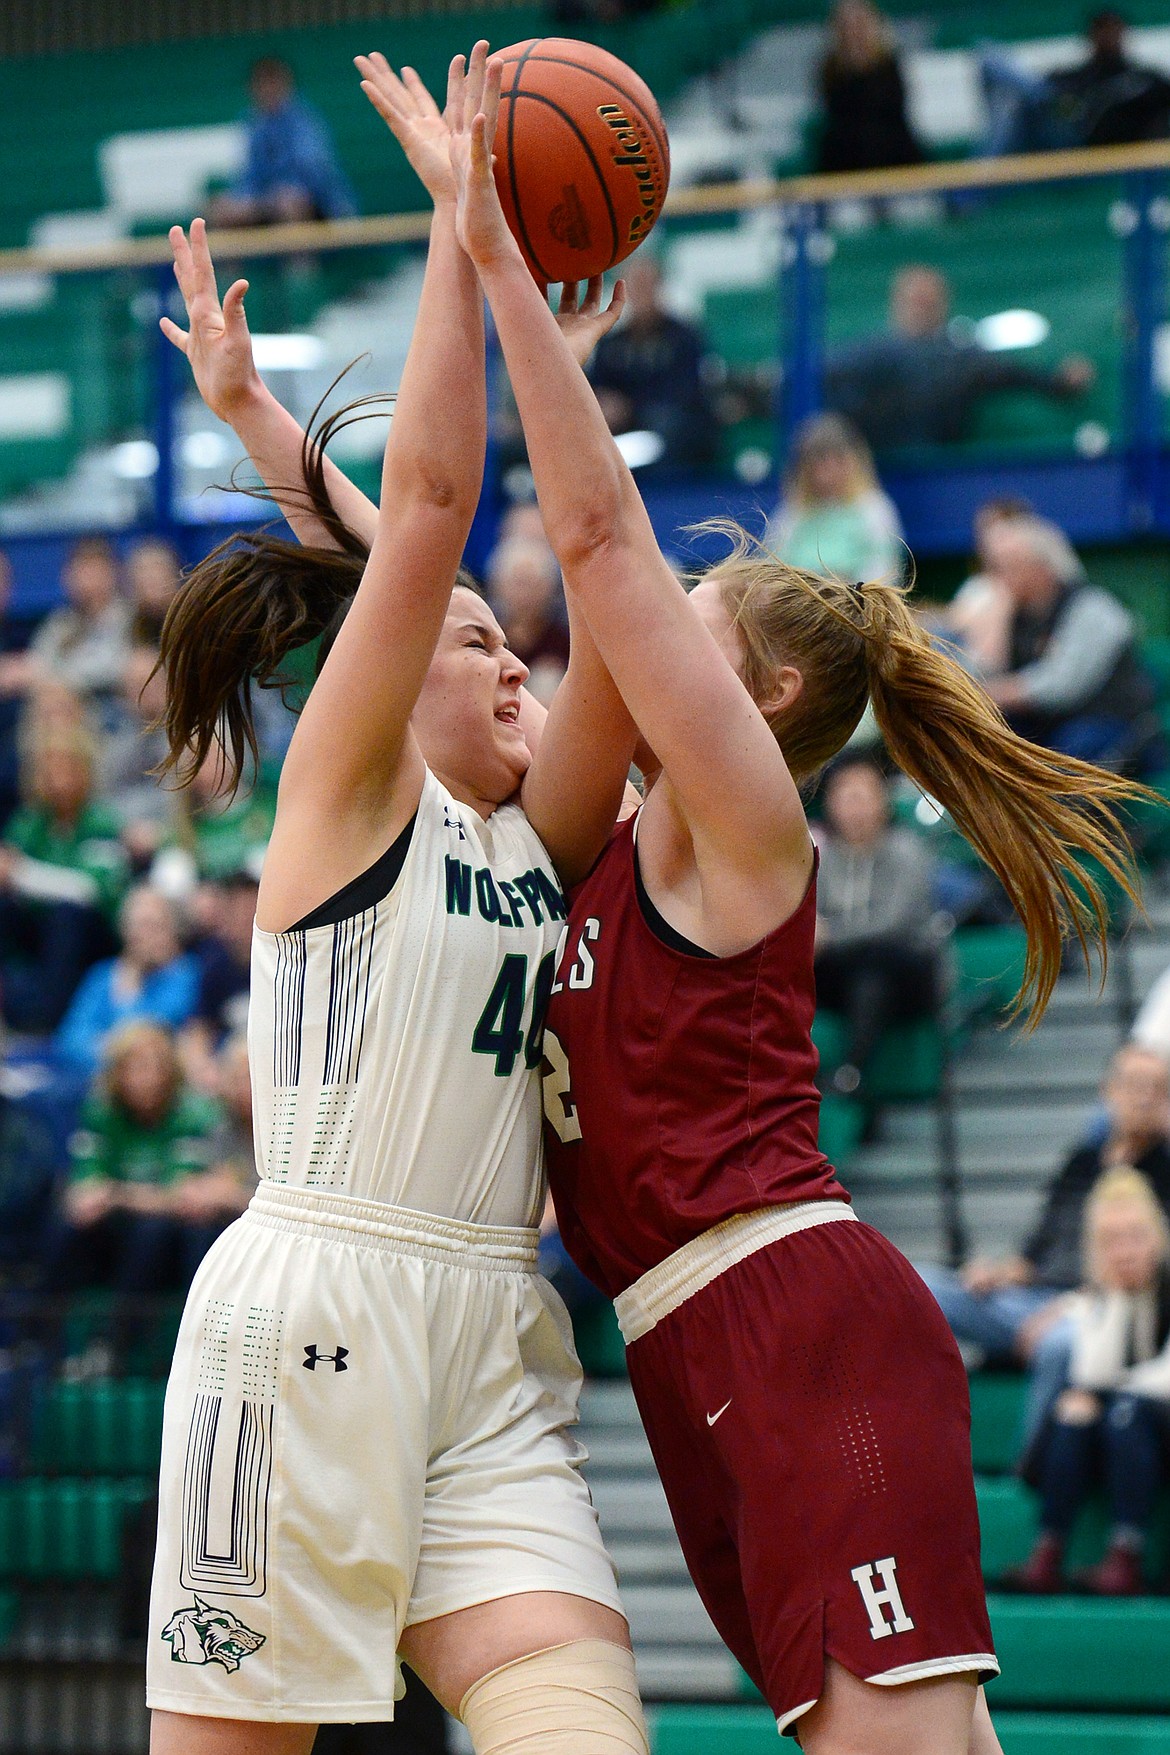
[157, 390, 477, 793]
[704, 525, 1154, 1025]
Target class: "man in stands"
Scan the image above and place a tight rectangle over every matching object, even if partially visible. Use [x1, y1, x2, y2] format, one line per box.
[210, 56, 356, 228]
[919, 1042, 1170, 1442]
[824, 264, 1094, 451]
[588, 253, 718, 475]
[980, 513, 1163, 773]
[980, 10, 1170, 159]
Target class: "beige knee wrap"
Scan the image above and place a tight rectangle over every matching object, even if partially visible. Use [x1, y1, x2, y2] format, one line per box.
[459, 1638, 649, 1754]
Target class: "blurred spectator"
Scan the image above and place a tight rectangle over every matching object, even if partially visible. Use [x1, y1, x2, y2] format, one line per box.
[182, 870, 257, 1092]
[172, 1034, 256, 1274]
[177, 744, 276, 883]
[588, 255, 718, 474]
[210, 57, 357, 228]
[97, 645, 173, 870]
[980, 11, 1170, 160]
[486, 534, 569, 708]
[814, 0, 924, 175]
[979, 515, 1163, 773]
[919, 1044, 1170, 1442]
[0, 722, 125, 1032]
[47, 1023, 218, 1321]
[54, 886, 198, 1081]
[1004, 1167, 1170, 1596]
[934, 496, 1033, 673]
[126, 538, 182, 646]
[25, 538, 130, 719]
[824, 265, 1095, 452]
[813, 755, 941, 1097]
[766, 413, 903, 585]
[1132, 961, 1170, 1063]
[0, 549, 30, 828]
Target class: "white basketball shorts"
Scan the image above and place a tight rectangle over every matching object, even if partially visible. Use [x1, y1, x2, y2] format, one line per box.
[146, 1182, 623, 1723]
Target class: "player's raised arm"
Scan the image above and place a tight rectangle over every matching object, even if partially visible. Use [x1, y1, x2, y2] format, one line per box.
[452, 56, 812, 921]
[161, 217, 380, 551]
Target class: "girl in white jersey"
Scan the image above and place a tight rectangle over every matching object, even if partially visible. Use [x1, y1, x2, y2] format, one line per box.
[146, 48, 648, 1755]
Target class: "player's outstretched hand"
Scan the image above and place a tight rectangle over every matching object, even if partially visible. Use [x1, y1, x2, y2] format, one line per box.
[356, 47, 469, 206]
[556, 278, 627, 368]
[450, 48, 514, 269]
[160, 218, 260, 423]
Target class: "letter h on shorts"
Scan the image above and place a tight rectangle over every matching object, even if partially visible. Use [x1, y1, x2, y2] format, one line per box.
[850, 1557, 915, 1641]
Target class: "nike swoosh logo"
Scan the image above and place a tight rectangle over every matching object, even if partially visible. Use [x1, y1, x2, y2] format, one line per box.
[706, 1399, 732, 1427]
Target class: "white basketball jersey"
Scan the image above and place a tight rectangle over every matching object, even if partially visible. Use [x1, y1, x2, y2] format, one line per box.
[249, 769, 567, 1228]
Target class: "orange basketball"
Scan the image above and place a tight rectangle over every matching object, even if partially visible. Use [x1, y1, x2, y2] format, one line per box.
[492, 38, 670, 286]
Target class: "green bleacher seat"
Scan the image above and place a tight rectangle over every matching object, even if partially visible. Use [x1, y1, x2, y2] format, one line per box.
[648, 1705, 1170, 1754]
[969, 1371, 1026, 1474]
[574, 1300, 627, 1380]
[0, 1479, 152, 1582]
[31, 1378, 165, 1477]
[987, 1595, 1170, 1709]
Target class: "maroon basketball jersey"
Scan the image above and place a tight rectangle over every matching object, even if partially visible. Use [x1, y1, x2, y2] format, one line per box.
[542, 814, 849, 1296]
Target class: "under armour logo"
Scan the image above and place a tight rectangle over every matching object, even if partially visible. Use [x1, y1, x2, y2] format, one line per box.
[303, 1345, 349, 1372]
[850, 1557, 914, 1641]
[443, 807, 467, 840]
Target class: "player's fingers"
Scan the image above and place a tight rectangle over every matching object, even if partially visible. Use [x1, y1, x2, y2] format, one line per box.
[558, 282, 581, 315]
[189, 217, 220, 302]
[445, 52, 465, 127]
[482, 55, 502, 147]
[464, 39, 488, 130]
[470, 111, 493, 177]
[581, 275, 605, 314]
[355, 56, 409, 120]
[168, 225, 195, 298]
[159, 316, 190, 355]
[606, 278, 628, 321]
[222, 279, 250, 325]
[401, 65, 440, 119]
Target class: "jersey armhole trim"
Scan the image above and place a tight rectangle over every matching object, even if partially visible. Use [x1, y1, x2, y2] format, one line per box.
[289, 812, 418, 931]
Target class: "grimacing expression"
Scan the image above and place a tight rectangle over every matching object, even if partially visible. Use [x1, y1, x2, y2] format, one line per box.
[411, 587, 530, 804]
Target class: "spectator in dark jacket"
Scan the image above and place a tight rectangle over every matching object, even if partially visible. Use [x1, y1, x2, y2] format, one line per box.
[980, 11, 1170, 160]
[815, 0, 924, 175]
[980, 515, 1163, 773]
[588, 255, 717, 474]
[919, 1043, 1170, 1441]
[825, 265, 1094, 452]
[814, 755, 941, 1096]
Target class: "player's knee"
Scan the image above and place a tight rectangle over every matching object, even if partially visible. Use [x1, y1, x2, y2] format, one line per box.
[459, 1638, 648, 1753]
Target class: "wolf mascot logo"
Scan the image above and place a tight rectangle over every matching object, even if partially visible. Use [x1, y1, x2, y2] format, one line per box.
[161, 1595, 266, 1671]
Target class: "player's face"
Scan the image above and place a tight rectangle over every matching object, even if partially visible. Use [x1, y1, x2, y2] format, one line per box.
[412, 587, 531, 806]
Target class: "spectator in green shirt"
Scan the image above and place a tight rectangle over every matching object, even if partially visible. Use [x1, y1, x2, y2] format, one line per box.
[0, 717, 127, 1031]
[47, 1021, 219, 1314]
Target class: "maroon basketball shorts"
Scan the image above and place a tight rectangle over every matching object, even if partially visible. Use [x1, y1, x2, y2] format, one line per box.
[617, 1203, 997, 1736]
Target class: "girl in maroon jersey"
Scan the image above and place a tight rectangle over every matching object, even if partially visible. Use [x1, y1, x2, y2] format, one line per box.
[449, 54, 1150, 1755]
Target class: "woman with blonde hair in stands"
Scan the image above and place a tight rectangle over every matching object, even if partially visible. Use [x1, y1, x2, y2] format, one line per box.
[1006, 1166, 1170, 1597]
[815, 0, 925, 177]
[766, 412, 904, 589]
[450, 48, 1154, 1754]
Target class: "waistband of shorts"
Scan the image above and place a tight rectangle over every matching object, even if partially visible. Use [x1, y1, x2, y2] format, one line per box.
[614, 1201, 857, 1345]
[247, 1181, 539, 1272]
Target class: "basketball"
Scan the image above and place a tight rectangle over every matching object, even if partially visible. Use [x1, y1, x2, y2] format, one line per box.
[492, 38, 670, 286]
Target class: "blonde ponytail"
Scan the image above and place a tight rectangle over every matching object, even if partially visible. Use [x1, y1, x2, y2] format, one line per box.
[703, 523, 1155, 1026]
